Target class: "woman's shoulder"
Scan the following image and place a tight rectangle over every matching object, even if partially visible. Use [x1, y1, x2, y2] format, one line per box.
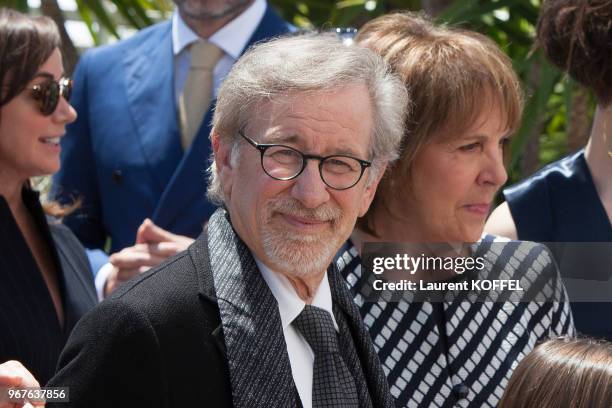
[478, 232, 554, 261]
[476, 233, 560, 286]
[476, 233, 564, 298]
[504, 150, 586, 202]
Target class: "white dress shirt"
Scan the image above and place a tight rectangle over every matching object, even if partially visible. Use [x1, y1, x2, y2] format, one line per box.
[255, 257, 339, 408]
[172, 0, 267, 104]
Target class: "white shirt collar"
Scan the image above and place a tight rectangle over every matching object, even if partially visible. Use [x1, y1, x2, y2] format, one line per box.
[172, 0, 267, 58]
[255, 256, 338, 331]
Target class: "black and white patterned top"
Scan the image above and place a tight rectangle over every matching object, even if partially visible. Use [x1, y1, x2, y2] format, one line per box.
[336, 234, 574, 408]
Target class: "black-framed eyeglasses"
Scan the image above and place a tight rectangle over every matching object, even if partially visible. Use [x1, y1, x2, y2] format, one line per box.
[239, 131, 371, 190]
[31, 75, 72, 116]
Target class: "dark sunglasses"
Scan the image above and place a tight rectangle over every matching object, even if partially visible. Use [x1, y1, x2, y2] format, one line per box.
[31, 76, 72, 116]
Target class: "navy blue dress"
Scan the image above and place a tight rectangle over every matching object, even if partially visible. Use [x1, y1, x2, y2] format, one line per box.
[504, 150, 612, 340]
[505, 150, 611, 241]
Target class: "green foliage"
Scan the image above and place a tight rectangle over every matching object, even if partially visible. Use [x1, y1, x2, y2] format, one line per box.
[13, 0, 590, 184]
[1, 0, 28, 12]
[73, 0, 172, 43]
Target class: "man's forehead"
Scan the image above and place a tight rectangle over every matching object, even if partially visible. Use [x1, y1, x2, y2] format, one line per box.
[253, 85, 370, 116]
[263, 132, 367, 158]
[256, 91, 338, 118]
[245, 86, 373, 152]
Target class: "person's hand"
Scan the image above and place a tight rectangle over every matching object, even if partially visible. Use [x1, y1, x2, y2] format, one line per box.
[104, 219, 194, 297]
[0, 360, 44, 408]
[135, 218, 194, 249]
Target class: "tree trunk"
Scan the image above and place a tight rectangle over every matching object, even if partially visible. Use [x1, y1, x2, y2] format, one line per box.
[521, 124, 541, 176]
[567, 86, 591, 153]
[521, 58, 544, 177]
[40, 0, 79, 74]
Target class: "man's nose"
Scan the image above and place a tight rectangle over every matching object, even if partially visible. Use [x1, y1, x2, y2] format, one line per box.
[290, 160, 331, 209]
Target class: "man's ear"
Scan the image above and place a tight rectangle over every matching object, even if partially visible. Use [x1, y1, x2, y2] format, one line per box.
[358, 162, 387, 217]
[212, 131, 235, 198]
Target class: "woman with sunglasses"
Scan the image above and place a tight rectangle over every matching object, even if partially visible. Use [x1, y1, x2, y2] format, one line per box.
[0, 7, 96, 390]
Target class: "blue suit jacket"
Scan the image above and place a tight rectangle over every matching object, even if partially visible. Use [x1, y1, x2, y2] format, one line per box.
[52, 6, 291, 270]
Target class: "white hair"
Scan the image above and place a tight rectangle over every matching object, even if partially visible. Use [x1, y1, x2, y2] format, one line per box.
[207, 33, 409, 204]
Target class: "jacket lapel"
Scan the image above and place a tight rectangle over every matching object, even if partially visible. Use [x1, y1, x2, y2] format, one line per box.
[122, 21, 183, 197]
[329, 265, 396, 408]
[53, 233, 97, 331]
[151, 105, 215, 230]
[150, 6, 293, 230]
[205, 208, 298, 408]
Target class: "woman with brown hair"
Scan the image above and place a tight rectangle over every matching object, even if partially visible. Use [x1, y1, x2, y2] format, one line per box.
[0, 8, 96, 387]
[499, 337, 612, 407]
[487, 0, 612, 340]
[336, 12, 574, 407]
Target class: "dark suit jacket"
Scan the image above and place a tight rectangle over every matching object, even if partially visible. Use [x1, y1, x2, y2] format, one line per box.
[51, 6, 292, 270]
[48, 209, 394, 408]
[0, 188, 97, 385]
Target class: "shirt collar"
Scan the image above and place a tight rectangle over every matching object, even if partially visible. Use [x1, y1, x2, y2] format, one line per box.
[172, 0, 267, 58]
[255, 256, 337, 331]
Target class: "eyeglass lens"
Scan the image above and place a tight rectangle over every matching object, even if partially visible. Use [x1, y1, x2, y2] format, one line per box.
[262, 145, 363, 189]
[34, 77, 72, 116]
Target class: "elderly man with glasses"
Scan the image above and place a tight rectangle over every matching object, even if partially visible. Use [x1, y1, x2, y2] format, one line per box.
[48, 34, 408, 408]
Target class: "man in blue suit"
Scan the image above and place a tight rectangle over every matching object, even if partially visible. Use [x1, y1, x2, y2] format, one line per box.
[52, 0, 292, 296]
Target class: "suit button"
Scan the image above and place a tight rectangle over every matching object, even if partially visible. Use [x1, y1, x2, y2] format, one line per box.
[112, 170, 123, 184]
[452, 383, 469, 400]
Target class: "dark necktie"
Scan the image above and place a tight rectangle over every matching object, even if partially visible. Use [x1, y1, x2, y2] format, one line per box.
[292, 305, 360, 408]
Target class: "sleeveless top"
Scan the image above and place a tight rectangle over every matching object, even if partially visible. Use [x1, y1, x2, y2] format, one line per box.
[504, 150, 612, 340]
[504, 150, 611, 242]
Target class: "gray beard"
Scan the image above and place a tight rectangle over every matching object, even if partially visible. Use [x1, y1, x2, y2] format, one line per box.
[261, 230, 339, 279]
[259, 196, 345, 279]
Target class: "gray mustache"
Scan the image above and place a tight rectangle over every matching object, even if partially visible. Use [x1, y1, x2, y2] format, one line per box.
[269, 198, 342, 223]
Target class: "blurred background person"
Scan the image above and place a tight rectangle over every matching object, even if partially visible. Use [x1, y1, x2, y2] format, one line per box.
[499, 337, 612, 408]
[0, 8, 96, 386]
[336, 12, 574, 407]
[50, 0, 292, 298]
[486, 0, 612, 341]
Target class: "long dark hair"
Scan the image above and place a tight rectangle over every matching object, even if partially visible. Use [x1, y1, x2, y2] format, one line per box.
[0, 8, 61, 108]
[537, 0, 612, 105]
